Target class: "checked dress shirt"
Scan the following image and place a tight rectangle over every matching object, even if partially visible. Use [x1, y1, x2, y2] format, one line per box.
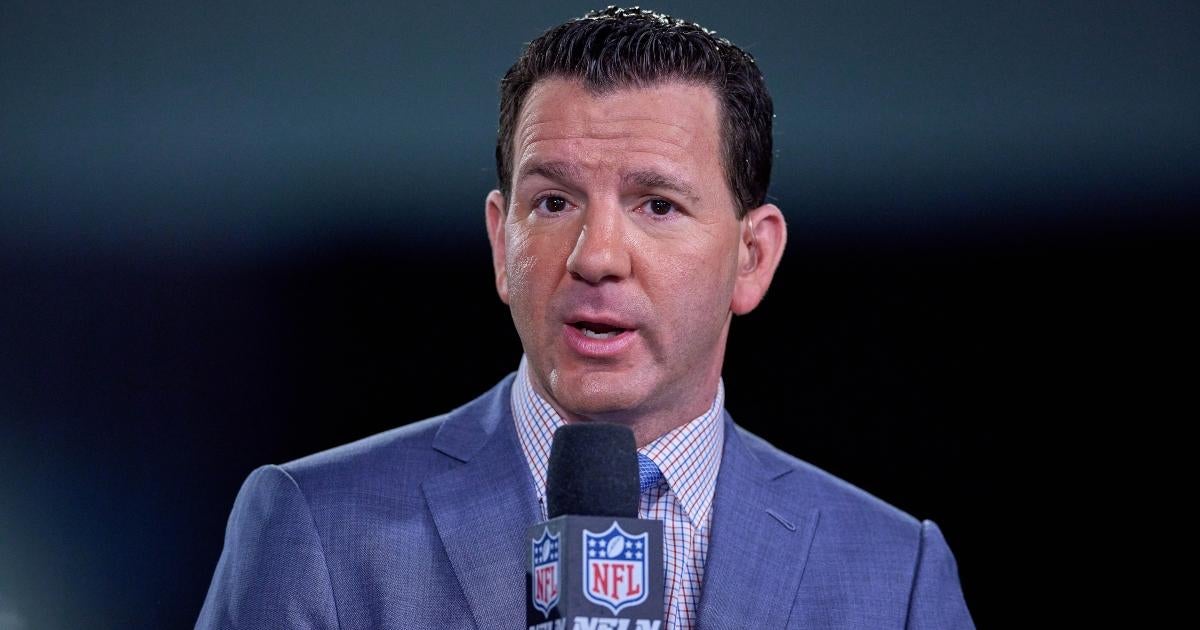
[512, 355, 725, 630]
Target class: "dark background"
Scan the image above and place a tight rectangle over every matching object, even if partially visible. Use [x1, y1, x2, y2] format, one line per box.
[1, 1, 1195, 628]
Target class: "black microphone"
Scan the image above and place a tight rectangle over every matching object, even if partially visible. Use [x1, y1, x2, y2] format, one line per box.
[526, 423, 665, 630]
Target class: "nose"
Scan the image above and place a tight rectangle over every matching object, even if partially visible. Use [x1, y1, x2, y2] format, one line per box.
[566, 202, 631, 285]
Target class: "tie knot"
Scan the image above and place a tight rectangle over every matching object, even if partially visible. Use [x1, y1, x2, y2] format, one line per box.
[637, 453, 664, 493]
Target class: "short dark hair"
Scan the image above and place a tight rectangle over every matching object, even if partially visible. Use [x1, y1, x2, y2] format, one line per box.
[495, 6, 773, 218]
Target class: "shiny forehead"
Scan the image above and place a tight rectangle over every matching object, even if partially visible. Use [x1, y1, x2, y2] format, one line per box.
[511, 78, 723, 184]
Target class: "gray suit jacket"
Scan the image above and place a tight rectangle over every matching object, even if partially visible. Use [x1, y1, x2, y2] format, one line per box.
[197, 373, 975, 628]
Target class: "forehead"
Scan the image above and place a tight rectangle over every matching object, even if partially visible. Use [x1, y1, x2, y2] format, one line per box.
[512, 78, 723, 185]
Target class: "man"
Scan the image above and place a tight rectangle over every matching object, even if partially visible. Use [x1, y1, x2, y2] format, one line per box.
[198, 7, 974, 629]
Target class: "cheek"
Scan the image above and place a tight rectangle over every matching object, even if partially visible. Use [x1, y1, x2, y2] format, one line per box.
[652, 244, 737, 331]
[505, 227, 571, 321]
[507, 253, 537, 301]
[504, 230, 537, 300]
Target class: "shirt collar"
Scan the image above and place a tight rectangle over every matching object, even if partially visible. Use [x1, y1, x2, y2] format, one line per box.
[512, 355, 726, 528]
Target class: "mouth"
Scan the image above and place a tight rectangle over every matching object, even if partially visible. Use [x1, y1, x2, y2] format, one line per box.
[561, 312, 639, 358]
[569, 321, 631, 340]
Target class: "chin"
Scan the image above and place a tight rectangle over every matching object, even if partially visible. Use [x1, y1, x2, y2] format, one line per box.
[550, 370, 648, 419]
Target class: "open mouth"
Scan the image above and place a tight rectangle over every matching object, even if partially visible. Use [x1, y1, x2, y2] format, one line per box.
[570, 321, 630, 340]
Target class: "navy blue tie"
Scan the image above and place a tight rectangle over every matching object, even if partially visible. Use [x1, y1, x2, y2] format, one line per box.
[637, 453, 664, 493]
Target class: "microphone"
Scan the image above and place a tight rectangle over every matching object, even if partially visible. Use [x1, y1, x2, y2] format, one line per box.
[526, 423, 665, 630]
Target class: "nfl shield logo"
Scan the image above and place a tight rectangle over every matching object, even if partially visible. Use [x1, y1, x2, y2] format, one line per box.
[531, 527, 561, 616]
[583, 522, 649, 614]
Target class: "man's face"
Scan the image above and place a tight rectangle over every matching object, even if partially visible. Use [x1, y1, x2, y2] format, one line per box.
[486, 78, 762, 427]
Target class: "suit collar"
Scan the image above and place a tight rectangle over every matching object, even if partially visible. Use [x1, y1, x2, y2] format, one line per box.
[423, 373, 538, 630]
[697, 413, 821, 628]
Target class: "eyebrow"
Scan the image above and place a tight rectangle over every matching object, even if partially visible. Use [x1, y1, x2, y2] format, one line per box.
[622, 169, 701, 203]
[516, 160, 581, 186]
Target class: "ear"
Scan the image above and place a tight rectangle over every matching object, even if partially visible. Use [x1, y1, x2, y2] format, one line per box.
[731, 203, 787, 315]
[485, 190, 510, 304]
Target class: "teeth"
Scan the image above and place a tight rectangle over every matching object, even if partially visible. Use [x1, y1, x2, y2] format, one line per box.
[581, 327, 619, 339]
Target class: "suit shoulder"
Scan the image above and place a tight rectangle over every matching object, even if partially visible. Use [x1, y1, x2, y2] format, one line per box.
[728, 426, 973, 626]
[285, 414, 445, 473]
[734, 425, 922, 536]
[274, 415, 449, 497]
[276, 374, 515, 494]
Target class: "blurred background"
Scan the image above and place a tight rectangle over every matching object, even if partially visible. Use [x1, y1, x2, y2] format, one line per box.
[1, 1, 1195, 627]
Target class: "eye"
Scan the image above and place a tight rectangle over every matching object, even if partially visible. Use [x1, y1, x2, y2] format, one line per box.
[641, 198, 677, 217]
[534, 195, 570, 214]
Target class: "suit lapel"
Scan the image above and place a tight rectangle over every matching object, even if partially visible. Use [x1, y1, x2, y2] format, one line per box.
[422, 375, 539, 630]
[697, 415, 821, 629]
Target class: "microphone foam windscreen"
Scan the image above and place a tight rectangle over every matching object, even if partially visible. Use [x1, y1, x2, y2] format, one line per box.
[546, 423, 639, 519]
